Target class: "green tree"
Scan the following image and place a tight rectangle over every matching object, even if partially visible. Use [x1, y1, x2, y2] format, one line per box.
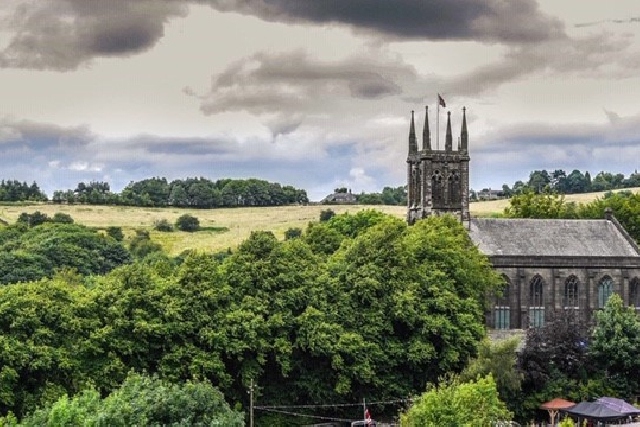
[11, 373, 244, 427]
[153, 218, 174, 232]
[589, 294, 640, 398]
[284, 227, 302, 240]
[400, 375, 512, 427]
[175, 214, 200, 232]
[459, 338, 522, 404]
[319, 208, 335, 222]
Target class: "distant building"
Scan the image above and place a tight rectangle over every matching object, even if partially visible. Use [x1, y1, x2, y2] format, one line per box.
[477, 188, 505, 201]
[405, 105, 640, 331]
[322, 189, 357, 204]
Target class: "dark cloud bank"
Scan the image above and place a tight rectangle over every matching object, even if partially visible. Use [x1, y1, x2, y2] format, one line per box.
[0, 0, 565, 70]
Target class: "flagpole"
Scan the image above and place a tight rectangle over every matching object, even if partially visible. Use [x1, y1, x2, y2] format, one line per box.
[436, 95, 439, 150]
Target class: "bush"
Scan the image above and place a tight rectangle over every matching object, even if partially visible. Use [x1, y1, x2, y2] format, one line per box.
[16, 211, 49, 227]
[284, 227, 302, 240]
[153, 218, 174, 232]
[106, 226, 124, 241]
[129, 229, 162, 259]
[175, 214, 200, 232]
[319, 208, 335, 222]
[52, 213, 74, 224]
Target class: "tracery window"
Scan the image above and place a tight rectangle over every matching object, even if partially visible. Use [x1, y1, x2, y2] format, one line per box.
[529, 274, 545, 328]
[447, 170, 460, 205]
[494, 276, 510, 329]
[630, 277, 640, 309]
[432, 170, 443, 206]
[563, 275, 580, 309]
[597, 276, 614, 309]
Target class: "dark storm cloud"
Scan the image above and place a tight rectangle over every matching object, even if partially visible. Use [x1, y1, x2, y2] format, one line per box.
[0, 119, 93, 151]
[203, 0, 565, 43]
[199, 50, 412, 116]
[0, 0, 564, 70]
[0, 0, 186, 70]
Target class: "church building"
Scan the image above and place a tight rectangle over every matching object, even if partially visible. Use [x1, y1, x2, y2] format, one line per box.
[406, 107, 640, 330]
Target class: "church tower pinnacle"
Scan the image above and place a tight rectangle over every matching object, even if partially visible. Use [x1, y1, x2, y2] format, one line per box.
[408, 110, 417, 154]
[445, 111, 452, 152]
[460, 106, 468, 152]
[422, 106, 431, 151]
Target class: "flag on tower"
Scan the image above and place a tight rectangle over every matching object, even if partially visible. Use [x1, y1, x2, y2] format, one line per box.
[438, 93, 446, 107]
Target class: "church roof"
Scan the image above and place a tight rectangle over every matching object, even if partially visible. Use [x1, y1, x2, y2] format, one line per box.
[469, 218, 640, 258]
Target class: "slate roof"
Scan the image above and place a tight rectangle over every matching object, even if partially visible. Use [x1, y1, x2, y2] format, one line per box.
[468, 218, 640, 258]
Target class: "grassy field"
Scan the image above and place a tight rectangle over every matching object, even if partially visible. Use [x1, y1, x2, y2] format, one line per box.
[2, 186, 638, 255]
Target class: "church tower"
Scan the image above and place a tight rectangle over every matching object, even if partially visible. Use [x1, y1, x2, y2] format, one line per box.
[407, 106, 470, 224]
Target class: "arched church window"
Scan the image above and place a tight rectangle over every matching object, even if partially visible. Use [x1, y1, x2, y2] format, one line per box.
[597, 276, 614, 309]
[494, 276, 510, 329]
[630, 277, 640, 309]
[529, 274, 545, 328]
[563, 275, 580, 309]
[447, 170, 461, 205]
[432, 170, 443, 206]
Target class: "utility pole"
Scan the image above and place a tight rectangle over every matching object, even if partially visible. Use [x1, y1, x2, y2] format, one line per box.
[249, 379, 255, 427]
[363, 397, 366, 425]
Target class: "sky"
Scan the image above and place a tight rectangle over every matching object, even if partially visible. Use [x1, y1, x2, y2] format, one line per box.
[1, 1, 640, 201]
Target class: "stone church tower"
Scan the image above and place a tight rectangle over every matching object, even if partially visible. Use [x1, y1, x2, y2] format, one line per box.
[407, 106, 470, 224]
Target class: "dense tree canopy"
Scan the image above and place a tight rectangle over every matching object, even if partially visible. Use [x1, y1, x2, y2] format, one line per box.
[0, 223, 131, 285]
[0, 211, 502, 424]
[2, 373, 244, 427]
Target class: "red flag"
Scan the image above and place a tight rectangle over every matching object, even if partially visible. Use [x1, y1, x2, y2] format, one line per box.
[438, 94, 446, 107]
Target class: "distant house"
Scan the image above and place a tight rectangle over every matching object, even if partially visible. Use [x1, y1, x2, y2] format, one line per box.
[322, 189, 358, 204]
[477, 189, 505, 201]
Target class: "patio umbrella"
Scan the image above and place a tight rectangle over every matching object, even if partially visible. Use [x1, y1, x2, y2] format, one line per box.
[564, 401, 631, 422]
[596, 397, 640, 416]
[540, 398, 575, 425]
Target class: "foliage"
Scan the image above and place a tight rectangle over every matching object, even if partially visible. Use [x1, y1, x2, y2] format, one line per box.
[460, 338, 522, 402]
[16, 211, 50, 227]
[589, 294, 640, 398]
[128, 229, 162, 259]
[0, 223, 131, 284]
[400, 375, 512, 427]
[105, 226, 124, 241]
[51, 213, 74, 224]
[503, 189, 640, 242]
[175, 214, 200, 232]
[53, 177, 308, 207]
[153, 218, 174, 232]
[504, 190, 578, 219]
[503, 168, 640, 195]
[10, 373, 244, 426]
[319, 208, 335, 222]
[0, 212, 501, 423]
[515, 310, 592, 422]
[0, 278, 97, 417]
[0, 180, 47, 202]
[284, 227, 302, 239]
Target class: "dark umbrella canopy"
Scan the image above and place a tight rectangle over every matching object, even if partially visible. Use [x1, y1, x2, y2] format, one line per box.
[596, 397, 640, 416]
[564, 401, 631, 421]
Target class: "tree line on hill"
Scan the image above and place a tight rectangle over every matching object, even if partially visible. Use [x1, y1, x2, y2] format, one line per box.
[483, 169, 640, 199]
[48, 177, 309, 207]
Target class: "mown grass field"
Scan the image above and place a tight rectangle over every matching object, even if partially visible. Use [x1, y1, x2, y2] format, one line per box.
[2, 186, 638, 255]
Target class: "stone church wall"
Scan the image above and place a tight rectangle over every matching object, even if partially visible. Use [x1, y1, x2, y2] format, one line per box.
[490, 266, 640, 329]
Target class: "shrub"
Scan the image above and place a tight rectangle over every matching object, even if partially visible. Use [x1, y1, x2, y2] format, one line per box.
[175, 214, 200, 232]
[52, 212, 74, 224]
[284, 227, 302, 240]
[106, 226, 124, 241]
[153, 218, 174, 232]
[16, 211, 49, 227]
[319, 208, 335, 222]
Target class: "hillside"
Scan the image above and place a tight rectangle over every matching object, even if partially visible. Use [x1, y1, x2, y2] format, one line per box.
[2, 186, 638, 255]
